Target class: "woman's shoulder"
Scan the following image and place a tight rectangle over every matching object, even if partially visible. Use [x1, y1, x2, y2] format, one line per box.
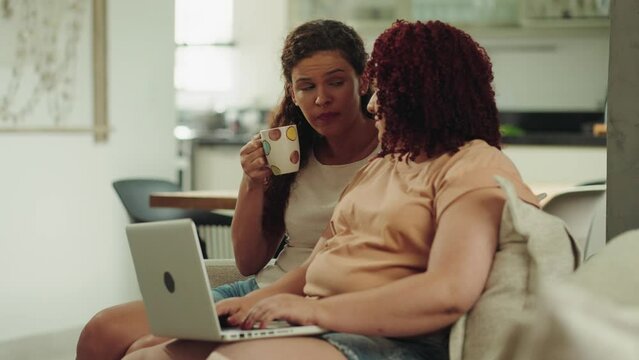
[436, 139, 511, 171]
[360, 154, 390, 173]
[431, 140, 539, 214]
[429, 139, 522, 187]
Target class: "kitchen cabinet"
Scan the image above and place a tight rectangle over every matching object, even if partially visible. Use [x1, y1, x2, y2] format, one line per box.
[193, 144, 243, 191]
[288, 0, 411, 47]
[502, 144, 606, 186]
[520, 0, 610, 27]
[188, 0, 611, 191]
[192, 142, 606, 192]
[288, 0, 610, 48]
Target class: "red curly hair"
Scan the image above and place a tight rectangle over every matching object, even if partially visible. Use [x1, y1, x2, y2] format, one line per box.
[366, 20, 501, 160]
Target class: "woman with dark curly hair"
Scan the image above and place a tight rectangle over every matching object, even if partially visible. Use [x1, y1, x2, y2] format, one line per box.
[122, 20, 539, 360]
[230, 19, 379, 284]
[76, 19, 379, 360]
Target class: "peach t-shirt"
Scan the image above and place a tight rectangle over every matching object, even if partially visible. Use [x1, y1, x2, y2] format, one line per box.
[303, 139, 539, 298]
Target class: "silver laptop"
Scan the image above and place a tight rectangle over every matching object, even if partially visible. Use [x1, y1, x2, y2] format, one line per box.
[126, 218, 326, 342]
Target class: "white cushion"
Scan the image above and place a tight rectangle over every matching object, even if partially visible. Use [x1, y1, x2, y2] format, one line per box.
[449, 176, 580, 360]
[497, 279, 639, 360]
[572, 229, 639, 306]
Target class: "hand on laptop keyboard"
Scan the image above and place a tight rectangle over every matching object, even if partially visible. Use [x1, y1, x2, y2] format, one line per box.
[218, 314, 233, 328]
[219, 314, 291, 330]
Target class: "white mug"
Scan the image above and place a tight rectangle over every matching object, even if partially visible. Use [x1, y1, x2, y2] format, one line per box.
[259, 125, 300, 175]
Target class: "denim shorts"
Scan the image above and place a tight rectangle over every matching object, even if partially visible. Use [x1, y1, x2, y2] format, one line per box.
[212, 279, 449, 359]
[211, 276, 260, 302]
[320, 331, 449, 360]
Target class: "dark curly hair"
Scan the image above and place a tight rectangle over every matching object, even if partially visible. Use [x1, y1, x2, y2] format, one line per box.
[366, 20, 501, 161]
[262, 19, 372, 239]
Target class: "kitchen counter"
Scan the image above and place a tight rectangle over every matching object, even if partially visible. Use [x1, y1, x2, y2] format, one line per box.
[499, 111, 606, 147]
[185, 111, 606, 147]
[502, 134, 605, 146]
[193, 135, 605, 147]
[191, 132, 606, 147]
[194, 134, 253, 146]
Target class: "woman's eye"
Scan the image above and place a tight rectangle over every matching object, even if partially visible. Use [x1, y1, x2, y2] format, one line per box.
[299, 84, 314, 91]
[329, 80, 344, 87]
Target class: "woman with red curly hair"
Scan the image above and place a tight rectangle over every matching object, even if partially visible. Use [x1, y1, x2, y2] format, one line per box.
[368, 19, 501, 159]
[123, 20, 538, 360]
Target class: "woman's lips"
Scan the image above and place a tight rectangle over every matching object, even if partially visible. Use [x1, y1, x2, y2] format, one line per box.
[316, 112, 339, 123]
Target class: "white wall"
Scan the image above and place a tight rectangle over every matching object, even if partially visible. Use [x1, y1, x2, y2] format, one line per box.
[479, 29, 610, 111]
[0, 0, 176, 341]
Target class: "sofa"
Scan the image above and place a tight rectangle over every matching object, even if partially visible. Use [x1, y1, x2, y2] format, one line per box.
[203, 177, 639, 359]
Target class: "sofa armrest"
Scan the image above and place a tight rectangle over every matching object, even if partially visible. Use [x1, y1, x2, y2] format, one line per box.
[204, 259, 246, 287]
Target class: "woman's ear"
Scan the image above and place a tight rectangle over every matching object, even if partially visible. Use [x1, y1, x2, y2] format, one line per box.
[287, 83, 298, 106]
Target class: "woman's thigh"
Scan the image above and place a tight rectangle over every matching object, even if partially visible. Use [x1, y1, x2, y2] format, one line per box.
[212, 337, 346, 360]
[122, 337, 345, 360]
[123, 339, 218, 360]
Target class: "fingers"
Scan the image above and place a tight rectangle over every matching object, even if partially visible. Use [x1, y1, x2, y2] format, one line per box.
[239, 297, 271, 330]
[242, 303, 279, 330]
[240, 294, 301, 330]
[226, 295, 316, 330]
[240, 136, 272, 181]
[239, 134, 263, 156]
[216, 298, 250, 327]
[239, 139, 265, 167]
[227, 309, 248, 327]
[215, 298, 238, 317]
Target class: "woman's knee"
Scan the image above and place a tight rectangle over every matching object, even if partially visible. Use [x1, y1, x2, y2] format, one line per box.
[126, 334, 172, 355]
[76, 302, 147, 360]
[76, 308, 125, 359]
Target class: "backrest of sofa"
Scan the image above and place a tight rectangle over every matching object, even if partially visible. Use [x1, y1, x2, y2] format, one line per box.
[449, 176, 581, 360]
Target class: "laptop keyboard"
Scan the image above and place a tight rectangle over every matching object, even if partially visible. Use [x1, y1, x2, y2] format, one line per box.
[219, 316, 295, 330]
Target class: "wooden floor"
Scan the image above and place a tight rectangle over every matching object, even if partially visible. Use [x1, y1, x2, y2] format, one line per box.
[0, 327, 81, 360]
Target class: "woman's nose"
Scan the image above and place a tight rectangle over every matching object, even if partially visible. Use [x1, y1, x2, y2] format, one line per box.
[367, 92, 377, 114]
[315, 87, 331, 107]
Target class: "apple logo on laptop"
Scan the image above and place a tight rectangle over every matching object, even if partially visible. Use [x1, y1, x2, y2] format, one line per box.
[163, 271, 176, 293]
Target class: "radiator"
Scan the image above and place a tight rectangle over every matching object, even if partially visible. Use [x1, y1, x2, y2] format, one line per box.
[198, 225, 235, 259]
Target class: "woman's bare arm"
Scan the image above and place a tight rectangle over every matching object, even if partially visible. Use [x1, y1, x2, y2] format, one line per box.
[231, 135, 284, 275]
[242, 188, 505, 336]
[314, 188, 504, 336]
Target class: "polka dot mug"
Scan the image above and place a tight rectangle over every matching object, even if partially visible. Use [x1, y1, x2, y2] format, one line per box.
[259, 125, 300, 175]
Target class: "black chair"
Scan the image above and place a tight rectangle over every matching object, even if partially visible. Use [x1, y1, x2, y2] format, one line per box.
[112, 178, 233, 259]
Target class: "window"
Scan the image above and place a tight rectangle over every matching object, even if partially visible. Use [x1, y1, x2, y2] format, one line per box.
[174, 0, 234, 94]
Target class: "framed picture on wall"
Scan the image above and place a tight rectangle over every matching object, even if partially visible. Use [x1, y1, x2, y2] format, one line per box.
[0, 0, 108, 142]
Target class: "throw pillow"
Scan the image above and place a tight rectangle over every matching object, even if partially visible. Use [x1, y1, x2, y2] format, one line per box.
[497, 279, 639, 360]
[449, 176, 581, 360]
